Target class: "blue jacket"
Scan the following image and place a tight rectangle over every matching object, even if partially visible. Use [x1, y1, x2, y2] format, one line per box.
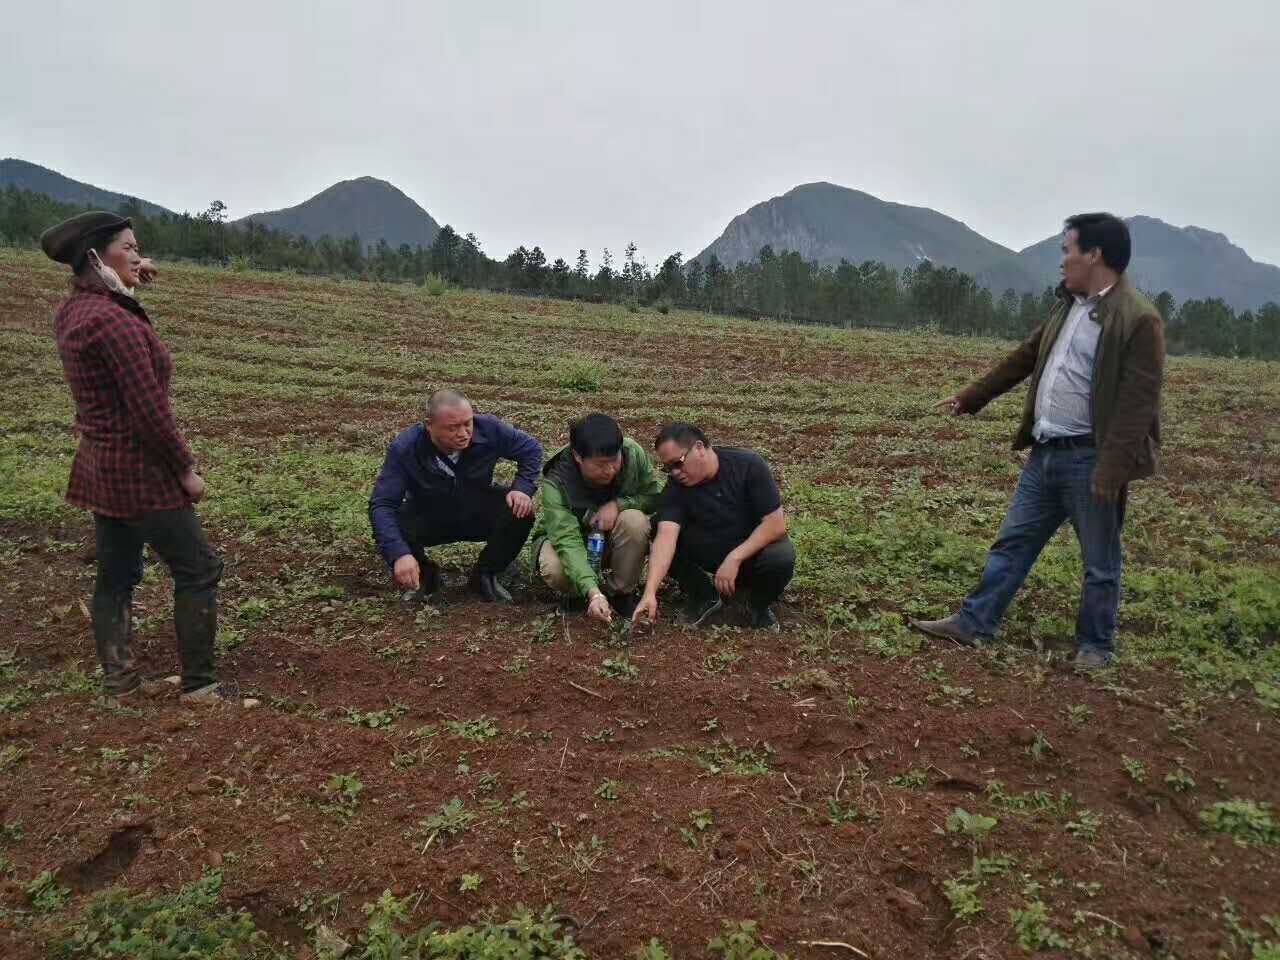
[368, 416, 542, 566]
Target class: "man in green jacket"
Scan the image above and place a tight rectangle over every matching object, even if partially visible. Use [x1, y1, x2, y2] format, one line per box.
[531, 413, 664, 622]
[914, 213, 1165, 670]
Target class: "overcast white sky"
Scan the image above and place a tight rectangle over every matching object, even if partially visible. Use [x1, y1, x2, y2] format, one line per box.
[4, 0, 1277, 266]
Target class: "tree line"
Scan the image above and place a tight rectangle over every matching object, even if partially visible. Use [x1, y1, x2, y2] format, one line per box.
[2, 184, 1275, 360]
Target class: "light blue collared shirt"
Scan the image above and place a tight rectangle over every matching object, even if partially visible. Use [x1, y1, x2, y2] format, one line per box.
[1032, 286, 1111, 441]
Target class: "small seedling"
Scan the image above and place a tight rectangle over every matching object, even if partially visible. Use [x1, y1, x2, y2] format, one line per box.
[986, 782, 1071, 816]
[946, 808, 998, 842]
[599, 655, 639, 681]
[703, 650, 741, 673]
[943, 877, 983, 919]
[570, 835, 606, 873]
[323, 773, 363, 818]
[1200, 799, 1279, 846]
[342, 705, 408, 729]
[501, 652, 531, 675]
[827, 797, 881, 825]
[531, 614, 558, 645]
[971, 855, 1016, 877]
[25, 870, 70, 913]
[594, 779, 621, 801]
[1065, 809, 1103, 841]
[694, 738, 772, 777]
[444, 716, 500, 741]
[708, 921, 783, 959]
[889, 768, 929, 789]
[1009, 899, 1069, 951]
[419, 798, 476, 847]
[0, 745, 29, 770]
[1025, 731, 1051, 763]
[1121, 755, 1147, 784]
[633, 940, 675, 960]
[1066, 704, 1093, 726]
[458, 873, 482, 892]
[1165, 762, 1196, 793]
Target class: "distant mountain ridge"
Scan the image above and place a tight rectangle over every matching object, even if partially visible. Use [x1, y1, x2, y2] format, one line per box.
[0, 158, 172, 218]
[697, 182, 1280, 310]
[2, 160, 440, 252]
[234, 177, 440, 250]
[694, 182, 1042, 295]
[7, 158, 1278, 309]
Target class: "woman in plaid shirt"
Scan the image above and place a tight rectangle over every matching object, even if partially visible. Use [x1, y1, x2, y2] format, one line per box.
[41, 212, 252, 707]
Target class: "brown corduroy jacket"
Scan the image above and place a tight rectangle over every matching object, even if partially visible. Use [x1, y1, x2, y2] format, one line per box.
[957, 274, 1165, 495]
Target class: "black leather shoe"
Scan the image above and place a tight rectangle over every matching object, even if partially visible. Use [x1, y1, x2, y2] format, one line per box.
[420, 559, 441, 596]
[682, 594, 723, 627]
[468, 570, 513, 604]
[748, 604, 780, 631]
[401, 560, 441, 605]
[610, 592, 640, 620]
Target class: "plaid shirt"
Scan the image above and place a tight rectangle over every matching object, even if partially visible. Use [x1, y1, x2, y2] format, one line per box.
[54, 281, 195, 518]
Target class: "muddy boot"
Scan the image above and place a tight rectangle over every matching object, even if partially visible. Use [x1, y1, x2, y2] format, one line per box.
[173, 590, 218, 694]
[92, 596, 138, 696]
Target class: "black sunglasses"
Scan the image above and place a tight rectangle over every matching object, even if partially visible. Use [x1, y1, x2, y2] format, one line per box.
[662, 445, 695, 474]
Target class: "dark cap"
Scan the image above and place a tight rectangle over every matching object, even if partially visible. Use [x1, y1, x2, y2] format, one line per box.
[39, 211, 132, 265]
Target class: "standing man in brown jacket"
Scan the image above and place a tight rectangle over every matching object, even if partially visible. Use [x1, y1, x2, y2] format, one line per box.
[913, 213, 1165, 669]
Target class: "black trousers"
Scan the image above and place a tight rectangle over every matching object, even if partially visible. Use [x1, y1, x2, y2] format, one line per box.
[671, 534, 795, 609]
[397, 485, 533, 575]
[93, 507, 223, 694]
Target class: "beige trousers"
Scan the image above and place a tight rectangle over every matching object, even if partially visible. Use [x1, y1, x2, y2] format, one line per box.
[538, 509, 651, 596]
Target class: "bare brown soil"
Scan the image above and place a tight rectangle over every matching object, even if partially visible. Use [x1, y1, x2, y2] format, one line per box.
[1, 514, 1278, 959]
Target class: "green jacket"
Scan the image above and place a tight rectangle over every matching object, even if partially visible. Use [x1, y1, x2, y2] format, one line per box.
[529, 437, 664, 597]
[958, 274, 1165, 494]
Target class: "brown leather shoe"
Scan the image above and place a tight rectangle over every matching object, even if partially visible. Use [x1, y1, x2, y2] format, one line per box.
[180, 683, 260, 709]
[910, 615, 987, 648]
[115, 676, 180, 701]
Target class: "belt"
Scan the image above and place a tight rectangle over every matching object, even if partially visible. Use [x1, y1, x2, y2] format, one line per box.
[1036, 435, 1094, 450]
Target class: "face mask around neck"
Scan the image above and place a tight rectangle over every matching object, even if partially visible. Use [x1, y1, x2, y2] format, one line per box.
[88, 249, 136, 298]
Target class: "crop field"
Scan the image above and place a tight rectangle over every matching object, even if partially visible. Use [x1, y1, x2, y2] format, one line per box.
[0, 246, 1278, 958]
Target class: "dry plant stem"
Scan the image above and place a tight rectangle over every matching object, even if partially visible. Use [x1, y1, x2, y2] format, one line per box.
[567, 679, 610, 701]
[797, 941, 872, 959]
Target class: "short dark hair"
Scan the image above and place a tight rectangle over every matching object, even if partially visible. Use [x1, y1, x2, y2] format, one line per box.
[570, 413, 623, 458]
[1064, 213, 1131, 273]
[654, 422, 707, 449]
[426, 388, 470, 419]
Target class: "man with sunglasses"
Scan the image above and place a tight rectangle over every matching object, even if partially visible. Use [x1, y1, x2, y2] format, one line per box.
[632, 423, 794, 630]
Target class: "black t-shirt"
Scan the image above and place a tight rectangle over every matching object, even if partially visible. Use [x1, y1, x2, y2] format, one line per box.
[657, 447, 781, 560]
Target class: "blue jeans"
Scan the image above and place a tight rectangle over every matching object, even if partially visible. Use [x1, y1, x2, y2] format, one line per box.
[957, 446, 1125, 654]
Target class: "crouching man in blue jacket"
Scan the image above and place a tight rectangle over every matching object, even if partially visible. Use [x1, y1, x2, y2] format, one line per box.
[369, 389, 543, 603]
